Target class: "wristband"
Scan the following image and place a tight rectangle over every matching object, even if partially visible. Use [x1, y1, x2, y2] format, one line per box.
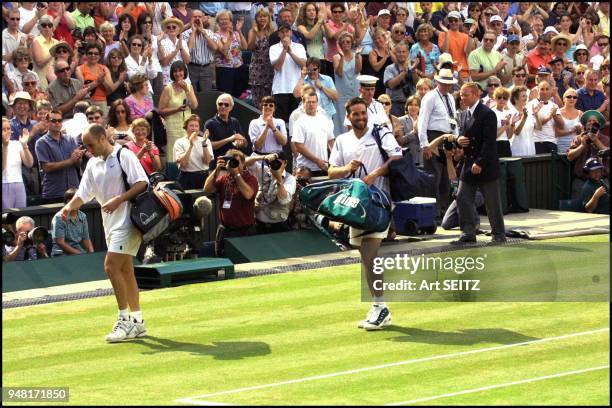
[234, 173, 242, 178]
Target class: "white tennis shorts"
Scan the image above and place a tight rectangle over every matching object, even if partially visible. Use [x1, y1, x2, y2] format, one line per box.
[349, 225, 389, 247]
[106, 226, 142, 256]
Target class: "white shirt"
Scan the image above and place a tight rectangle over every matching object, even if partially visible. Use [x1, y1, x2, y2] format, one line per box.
[418, 88, 458, 148]
[152, 3, 173, 36]
[76, 145, 148, 237]
[527, 99, 559, 144]
[2, 140, 24, 184]
[63, 112, 89, 142]
[248, 163, 296, 223]
[292, 111, 334, 171]
[289, 104, 327, 137]
[343, 99, 390, 131]
[174, 136, 213, 173]
[329, 126, 402, 193]
[269, 41, 307, 94]
[492, 106, 518, 142]
[2, 28, 27, 59]
[249, 117, 287, 153]
[18, 7, 39, 37]
[125, 54, 157, 95]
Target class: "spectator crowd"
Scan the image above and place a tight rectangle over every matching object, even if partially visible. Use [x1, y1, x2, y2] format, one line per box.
[2, 2, 610, 260]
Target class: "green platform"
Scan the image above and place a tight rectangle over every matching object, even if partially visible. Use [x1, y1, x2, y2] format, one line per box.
[224, 230, 342, 264]
[134, 257, 235, 289]
[2, 252, 122, 293]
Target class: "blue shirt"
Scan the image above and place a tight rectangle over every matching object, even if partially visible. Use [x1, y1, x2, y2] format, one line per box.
[10, 117, 36, 141]
[35, 133, 80, 199]
[304, 74, 337, 119]
[576, 88, 606, 112]
[51, 210, 90, 256]
[199, 2, 226, 16]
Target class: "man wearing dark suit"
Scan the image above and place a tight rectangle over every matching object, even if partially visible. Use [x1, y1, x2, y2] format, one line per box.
[453, 83, 506, 244]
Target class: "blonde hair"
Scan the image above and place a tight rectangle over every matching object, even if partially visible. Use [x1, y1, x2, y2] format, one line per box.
[416, 78, 433, 90]
[99, 22, 115, 34]
[131, 118, 150, 134]
[416, 23, 433, 38]
[563, 87, 577, 98]
[377, 94, 391, 104]
[253, 8, 273, 35]
[215, 9, 233, 25]
[575, 64, 588, 74]
[493, 86, 511, 100]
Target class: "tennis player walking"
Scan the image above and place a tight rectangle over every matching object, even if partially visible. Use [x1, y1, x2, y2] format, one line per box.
[60, 124, 149, 342]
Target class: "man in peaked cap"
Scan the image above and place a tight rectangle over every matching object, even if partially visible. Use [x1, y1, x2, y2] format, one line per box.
[343, 75, 390, 131]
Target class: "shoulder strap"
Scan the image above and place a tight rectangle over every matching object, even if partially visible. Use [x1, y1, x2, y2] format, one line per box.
[115, 145, 131, 192]
[371, 124, 390, 163]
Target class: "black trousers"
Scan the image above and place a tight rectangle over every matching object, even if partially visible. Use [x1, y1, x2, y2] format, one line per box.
[457, 178, 506, 240]
[424, 130, 451, 219]
[534, 141, 558, 154]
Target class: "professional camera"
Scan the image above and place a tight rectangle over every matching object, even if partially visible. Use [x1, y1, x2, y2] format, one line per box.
[2, 228, 15, 246]
[220, 155, 239, 169]
[25, 227, 49, 246]
[443, 137, 458, 151]
[597, 148, 610, 159]
[590, 122, 600, 134]
[266, 158, 282, 171]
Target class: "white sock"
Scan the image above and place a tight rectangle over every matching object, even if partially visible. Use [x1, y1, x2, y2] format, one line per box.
[130, 310, 143, 323]
[118, 309, 129, 320]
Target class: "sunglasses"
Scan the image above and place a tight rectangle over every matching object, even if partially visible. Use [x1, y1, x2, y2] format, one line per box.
[332, 10, 343, 14]
[485, 13, 494, 17]
[87, 52, 100, 56]
[56, 48, 69, 54]
[488, 83, 500, 87]
[116, 109, 126, 114]
[131, 42, 143, 47]
[556, 42, 568, 46]
[483, 38, 496, 43]
[496, 96, 508, 100]
[217, 102, 230, 107]
[16, 57, 30, 62]
[380, 101, 391, 106]
[48, 118, 62, 123]
[9, 17, 20, 21]
[514, 73, 526, 78]
[263, 103, 275, 108]
[88, 116, 102, 121]
[448, 18, 459, 23]
[575, 52, 588, 56]
[40, 23, 53, 28]
[565, 95, 578, 99]
[110, 55, 122, 59]
[393, 30, 404, 34]
[491, 22, 502, 26]
[144, 21, 153, 24]
[55, 67, 70, 73]
[598, 43, 609, 47]
[166, 25, 177, 30]
[23, 81, 37, 86]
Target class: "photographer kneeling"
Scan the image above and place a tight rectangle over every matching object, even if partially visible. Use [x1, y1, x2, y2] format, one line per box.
[204, 150, 258, 257]
[581, 157, 609, 214]
[428, 133, 484, 231]
[246, 152, 296, 234]
[3, 216, 49, 262]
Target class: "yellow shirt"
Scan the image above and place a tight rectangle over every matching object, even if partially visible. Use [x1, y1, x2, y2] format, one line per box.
[414, 3, 444, 14]
[597, 11, 609, 37]
[33, 35, 58, 92]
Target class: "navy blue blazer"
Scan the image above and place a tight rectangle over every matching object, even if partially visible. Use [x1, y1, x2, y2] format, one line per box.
[459, 102, 501, 184]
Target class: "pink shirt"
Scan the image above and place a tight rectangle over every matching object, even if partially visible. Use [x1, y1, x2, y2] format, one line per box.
[125, 141, 159, 175]
[324, 21, 354, 61]
[125, 95, 154, 120]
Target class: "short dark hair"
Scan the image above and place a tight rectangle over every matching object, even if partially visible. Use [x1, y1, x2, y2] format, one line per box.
[84, 42, 103, 55]
[260, 96, 275, 106]
[64, 188, 77, 204]
[170, 60, 189, 81]
[345, 97, 367, 115]
[306, 57, 321, 68]
[183, 114, 202, 131]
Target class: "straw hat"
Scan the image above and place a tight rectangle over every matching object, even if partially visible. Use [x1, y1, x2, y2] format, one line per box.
[580, 110, 606, 127]
[551, 34, 572, 48]
[49, 41, 73, 58]
[9, 91, 35, 110]
[161, 17, 184, 32]
[434, 68, 458, 85]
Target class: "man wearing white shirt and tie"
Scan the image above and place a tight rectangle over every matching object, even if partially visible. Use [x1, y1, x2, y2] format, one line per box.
[418, 69, 459, 222]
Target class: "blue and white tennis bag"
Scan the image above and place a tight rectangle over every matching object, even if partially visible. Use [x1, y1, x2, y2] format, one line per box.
[299, 178, 392, 232]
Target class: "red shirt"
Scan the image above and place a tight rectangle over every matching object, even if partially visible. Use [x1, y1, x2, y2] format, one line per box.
[214, 171, 258, 228]
[125, 141, 159, 175]
[526, 48, 553, 75]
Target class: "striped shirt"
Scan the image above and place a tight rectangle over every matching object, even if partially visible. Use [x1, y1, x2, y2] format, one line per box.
[181, 28, 215, 66]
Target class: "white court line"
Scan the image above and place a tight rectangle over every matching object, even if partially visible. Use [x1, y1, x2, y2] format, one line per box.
[386, 365, 610, 405]
[176, 327, 609, 405]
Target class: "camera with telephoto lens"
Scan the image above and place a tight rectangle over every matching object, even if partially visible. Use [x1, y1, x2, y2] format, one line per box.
[598, 148, 610, 159]
[220, 155, 239, 169]
[590, 123, 600, 134]
[24, 227, 49, 246]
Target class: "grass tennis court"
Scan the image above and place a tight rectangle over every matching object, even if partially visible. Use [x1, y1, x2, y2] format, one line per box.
[3, 235, 609, 405]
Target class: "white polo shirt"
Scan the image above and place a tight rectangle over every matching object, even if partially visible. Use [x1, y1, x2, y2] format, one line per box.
[249, 116, 287, 153]
[269, 41, 307, 94]
[76, 145, 148, 237]
[527, 99, 559, 144]
[292, 111, 334, 171]
[330, 126, 402, 194]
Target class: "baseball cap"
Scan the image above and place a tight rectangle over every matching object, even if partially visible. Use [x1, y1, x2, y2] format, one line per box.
[544, 26, 559, 35]
[377, 9, 391, 17]
[537, 67, 552, 75]
[277, 22, 292, 32]
[448, 11, 462, 20]
[490, 15, 503, 23]
[464, 18, 476, 25]
[548, 56, 564, 65]
[507, 35, 520, 44]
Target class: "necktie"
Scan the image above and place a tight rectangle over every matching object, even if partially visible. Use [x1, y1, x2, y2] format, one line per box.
[443, 94, 454, 116]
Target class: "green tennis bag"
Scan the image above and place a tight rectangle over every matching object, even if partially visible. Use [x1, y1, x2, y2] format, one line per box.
[299, 178, 392, 232]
